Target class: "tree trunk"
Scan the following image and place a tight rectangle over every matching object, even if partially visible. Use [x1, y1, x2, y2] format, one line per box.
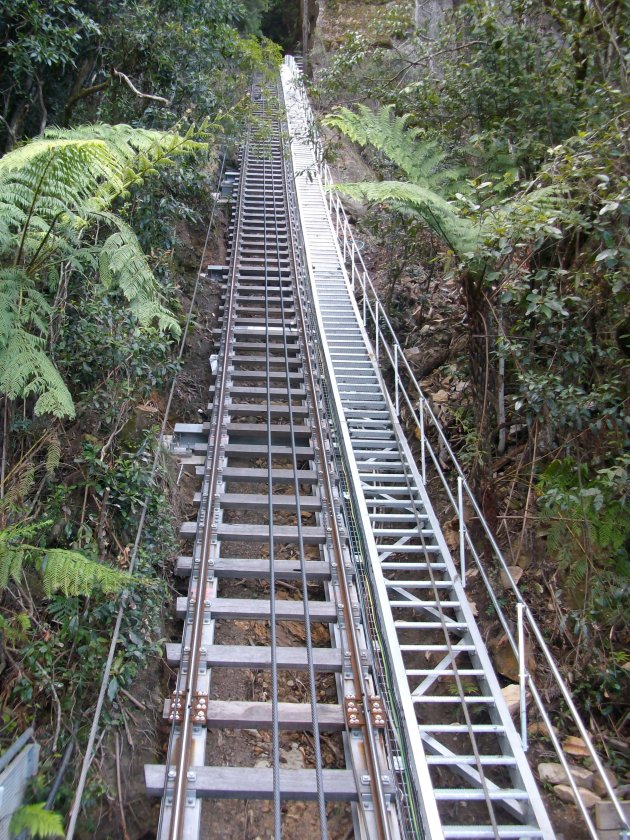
[461, 269, 498, 528]
[415, 0, 453, 39]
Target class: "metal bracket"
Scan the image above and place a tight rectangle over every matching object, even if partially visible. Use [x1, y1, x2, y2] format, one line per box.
[369, 696, 386, 729]
[191, 691, 208, 725]
[344, 694, 365, 728]
[168, 690, 185, 724]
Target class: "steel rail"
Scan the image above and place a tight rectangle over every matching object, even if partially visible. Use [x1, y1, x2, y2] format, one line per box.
[278, 83, 394, 840]
[269, 81, 329, 837]
[163, 120, 253, 840]
[158, 76, 397, 840]
[260, 90, 283, 836]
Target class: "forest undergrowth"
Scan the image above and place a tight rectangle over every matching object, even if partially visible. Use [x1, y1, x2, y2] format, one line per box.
[0, 1, 281, 836]
[311, 0, 629, 792]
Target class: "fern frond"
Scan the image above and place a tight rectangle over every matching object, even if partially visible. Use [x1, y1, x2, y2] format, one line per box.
[45, 436, 61, 475]
[9, 802, 64, 838]
[0, 123, 199, 415]
[336, 180, 477, 254]
[42, 549, 131, 597]
[18, 465, 35, 499]
[0, 327, 75, 418]
[324, 104, 459, 192]
[0, 546, 25, 587]
[97, 217, 180, 335]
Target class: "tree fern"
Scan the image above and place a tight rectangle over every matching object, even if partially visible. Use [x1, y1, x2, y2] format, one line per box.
[324, 105, 460, 192]
[324, 104, 568, 260]
[338, 180, 477, 254]
[0, 123, 200, 415]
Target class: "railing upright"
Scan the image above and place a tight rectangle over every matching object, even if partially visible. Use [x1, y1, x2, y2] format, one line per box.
[282, 67, 630, 833]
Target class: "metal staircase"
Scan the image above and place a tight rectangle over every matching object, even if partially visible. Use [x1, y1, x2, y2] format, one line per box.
[280, 57, 554, 840]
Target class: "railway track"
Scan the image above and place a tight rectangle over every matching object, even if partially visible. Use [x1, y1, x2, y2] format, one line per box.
[145, 79, 402, 839]
[142, 58, 629, 840]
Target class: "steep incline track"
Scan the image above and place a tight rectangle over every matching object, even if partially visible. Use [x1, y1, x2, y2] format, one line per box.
[145, 79, 401, 840]
[143, 61, 629, 840]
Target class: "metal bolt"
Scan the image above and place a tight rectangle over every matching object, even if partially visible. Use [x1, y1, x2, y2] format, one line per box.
[361, 774, 370, 785]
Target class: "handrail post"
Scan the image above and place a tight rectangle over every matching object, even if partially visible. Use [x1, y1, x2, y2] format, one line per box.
[362, 279, 367, 325]
[375, 299, 380, 362]
[351, 244, 356, 292]
[518, 603, 528, 751]
[458, 476, 466, 587]
[394, 344, 400, 416]
[419, 397, 426, 484]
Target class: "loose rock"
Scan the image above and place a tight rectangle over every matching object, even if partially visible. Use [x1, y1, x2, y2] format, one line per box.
[500, 565, 523, 588]
[538, 762, 594, 789]
[432, 389, 450, 404]
[553, 784, 602, 808]
[563, 735, 591, 757]
[593, 767, 618, 797]
[501, 683, 522, 716]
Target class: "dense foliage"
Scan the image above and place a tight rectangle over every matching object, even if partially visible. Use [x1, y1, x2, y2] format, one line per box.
[0, 0, 283, 834]
[316, 0, 629, 743]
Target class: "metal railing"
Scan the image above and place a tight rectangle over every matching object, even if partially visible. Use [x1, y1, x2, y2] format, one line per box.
[0, 729, 39, 840]
[283, 53, 629, 840]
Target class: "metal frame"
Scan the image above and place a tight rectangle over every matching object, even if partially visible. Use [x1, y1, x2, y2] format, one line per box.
[280, 56, 627, 840]
[149, 76, 401, 840]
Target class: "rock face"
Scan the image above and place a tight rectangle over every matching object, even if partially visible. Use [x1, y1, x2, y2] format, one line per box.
[262, 0, 319, 54]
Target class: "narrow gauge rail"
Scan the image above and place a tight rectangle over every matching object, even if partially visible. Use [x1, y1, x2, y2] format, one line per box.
[145, 80, 402, 839]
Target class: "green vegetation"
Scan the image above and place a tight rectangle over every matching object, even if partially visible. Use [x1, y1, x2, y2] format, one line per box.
[317, 0, 628, 740]
[0, 0, 283, 834]
[10, 802, 64, 838]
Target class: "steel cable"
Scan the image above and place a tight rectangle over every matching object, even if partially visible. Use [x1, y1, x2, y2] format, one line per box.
[271, 83, 328, 837]
[258, 86, 282, 838]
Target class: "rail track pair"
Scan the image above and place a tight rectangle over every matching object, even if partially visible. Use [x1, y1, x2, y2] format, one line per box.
[143, 61, 624, 840]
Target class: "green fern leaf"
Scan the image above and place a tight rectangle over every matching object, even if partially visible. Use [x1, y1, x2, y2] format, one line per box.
[45, 436, 61, 475]
[0, 327, 75, 418]
[337, 180, 477, 254]
[9, 802, 64, 838]
[98, 220, 180, 334]
[0, 546, 25, 587]
[42, 549, 131, 597]
[324, 104, 460, 192]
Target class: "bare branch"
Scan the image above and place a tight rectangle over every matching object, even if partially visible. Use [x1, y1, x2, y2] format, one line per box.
[63, 67, 170, 123]
[35, 76, 47, 135]
[111, 69, 171, 105]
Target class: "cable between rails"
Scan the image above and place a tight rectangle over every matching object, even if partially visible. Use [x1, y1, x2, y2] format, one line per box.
[272, 81, 328, 837]
[259, 87, 283, 838]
